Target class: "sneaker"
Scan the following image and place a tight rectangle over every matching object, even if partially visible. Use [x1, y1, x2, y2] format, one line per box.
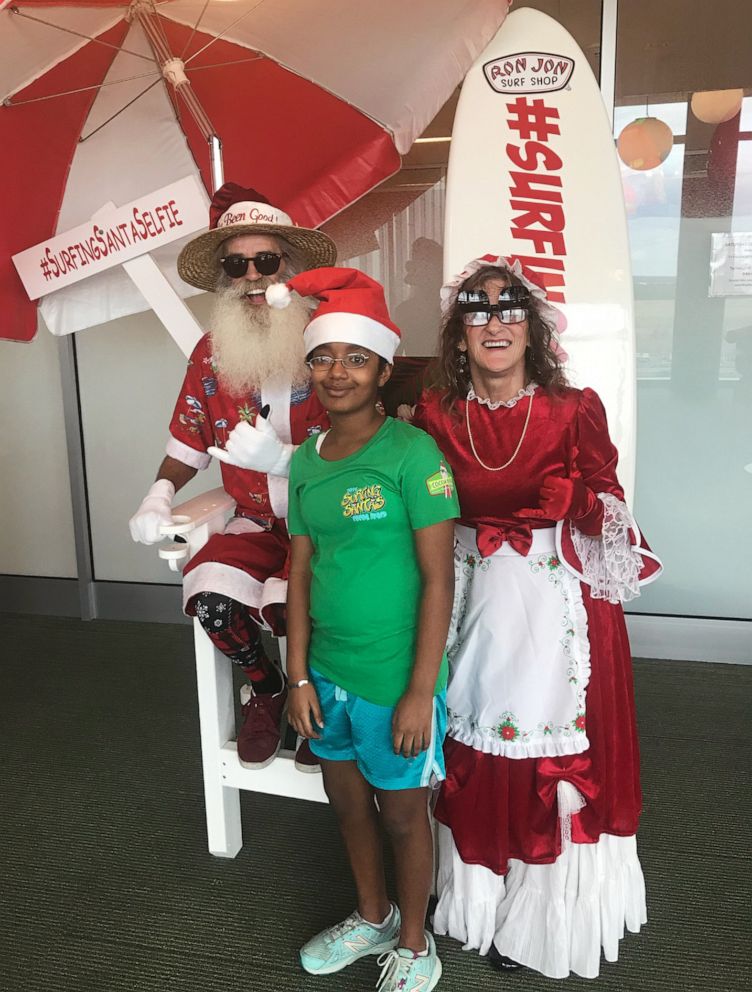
[237, 679, 287, 769]
[377, 931, 442, 992]
[294, 736, 321, 774]
[300, 905, 401, 975]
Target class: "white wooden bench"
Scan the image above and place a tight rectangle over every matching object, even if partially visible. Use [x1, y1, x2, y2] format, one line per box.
[158, 487, 327, 857]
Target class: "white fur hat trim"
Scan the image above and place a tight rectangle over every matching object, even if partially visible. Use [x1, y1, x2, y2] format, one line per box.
[303, 312, 400, 362]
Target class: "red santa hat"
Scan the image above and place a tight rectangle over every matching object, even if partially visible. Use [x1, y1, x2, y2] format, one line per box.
[265, 267, 401, 362]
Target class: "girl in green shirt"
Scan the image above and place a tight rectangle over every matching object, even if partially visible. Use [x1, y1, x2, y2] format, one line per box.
[276, 267, 457, 992]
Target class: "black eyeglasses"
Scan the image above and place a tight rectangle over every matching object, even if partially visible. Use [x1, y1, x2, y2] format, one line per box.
[458, 287, 530, 326]
[220, 252, 287, 278]
[305, 353, 372, 371]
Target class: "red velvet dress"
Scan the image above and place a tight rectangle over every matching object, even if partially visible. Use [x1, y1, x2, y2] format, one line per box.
[413, 384, 656, 979]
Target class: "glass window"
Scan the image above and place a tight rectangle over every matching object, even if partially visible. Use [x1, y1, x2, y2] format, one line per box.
[615, 0, 752, 618]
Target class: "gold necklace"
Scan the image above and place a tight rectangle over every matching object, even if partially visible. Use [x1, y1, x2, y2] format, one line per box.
[465, 388, 534, 471]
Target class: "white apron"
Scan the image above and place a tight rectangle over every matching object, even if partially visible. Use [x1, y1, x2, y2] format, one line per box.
[447, 525, 591, 759]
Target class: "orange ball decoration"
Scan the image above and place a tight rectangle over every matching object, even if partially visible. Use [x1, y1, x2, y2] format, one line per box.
[617, 117, 673, 171]
[690, 89, 744, 125]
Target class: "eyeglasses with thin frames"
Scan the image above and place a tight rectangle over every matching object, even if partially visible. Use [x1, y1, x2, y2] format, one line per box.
[306, 353, 372, 371]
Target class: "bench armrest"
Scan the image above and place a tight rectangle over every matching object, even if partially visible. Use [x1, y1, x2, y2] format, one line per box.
[157, 487, 235, 571]
[159, 487, 235, 537]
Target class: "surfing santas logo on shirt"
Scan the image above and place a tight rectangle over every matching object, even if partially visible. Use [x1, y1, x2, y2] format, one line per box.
[483, 52, 575, 94]
[426, 463, 455, 499]
[341, 484, 387, 522]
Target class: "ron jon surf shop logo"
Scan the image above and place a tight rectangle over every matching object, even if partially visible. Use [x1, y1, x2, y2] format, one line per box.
[483, 52, 574, 94]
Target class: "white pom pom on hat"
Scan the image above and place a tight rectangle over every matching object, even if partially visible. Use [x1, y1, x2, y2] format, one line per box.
[265, 283, 292, 309]
[275, 266, 401, 362]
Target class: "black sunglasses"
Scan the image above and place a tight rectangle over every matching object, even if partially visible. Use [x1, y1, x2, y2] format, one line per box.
[458, 287, 531, 326]
[220, 252, 287, 278]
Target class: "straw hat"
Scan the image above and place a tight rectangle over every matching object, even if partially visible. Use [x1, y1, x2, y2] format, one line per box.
[177, 183, 337, 292]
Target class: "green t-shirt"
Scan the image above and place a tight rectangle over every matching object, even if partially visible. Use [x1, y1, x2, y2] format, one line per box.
[287, 417, 460, 707]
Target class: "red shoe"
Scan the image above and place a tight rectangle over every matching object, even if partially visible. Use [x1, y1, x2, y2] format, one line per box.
[237, 681, 288, 769]
[294, 736, 321, 774]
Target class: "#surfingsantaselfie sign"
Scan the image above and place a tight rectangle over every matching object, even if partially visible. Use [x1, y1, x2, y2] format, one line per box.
[444, 7, 636, 503]
[13, 175, 207, 301]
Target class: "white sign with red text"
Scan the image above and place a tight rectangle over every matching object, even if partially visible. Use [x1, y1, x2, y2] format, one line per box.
[444, 7, 636, 503]
[483, 52, 575, 94]
[12, 175, 207, 301]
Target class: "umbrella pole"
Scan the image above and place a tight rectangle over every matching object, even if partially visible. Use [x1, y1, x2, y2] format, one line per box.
[133, 2, 224, 193]
[209, 136, 224, 193]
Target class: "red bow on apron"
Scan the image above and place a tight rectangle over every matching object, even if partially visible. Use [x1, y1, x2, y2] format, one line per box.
[474, 521, 533, 558]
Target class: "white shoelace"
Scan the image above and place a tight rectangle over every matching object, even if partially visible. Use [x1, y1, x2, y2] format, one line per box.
[377, 949, 408, 991]
[325, 912, 362, 942]
[376, 947, 424, 991]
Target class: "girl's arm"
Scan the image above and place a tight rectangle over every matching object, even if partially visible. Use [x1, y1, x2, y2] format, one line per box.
[286, 534, 324, 739]
[392, 518, 455, 757]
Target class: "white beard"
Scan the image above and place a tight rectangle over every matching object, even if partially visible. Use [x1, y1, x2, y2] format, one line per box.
[209, 285, 312, 395]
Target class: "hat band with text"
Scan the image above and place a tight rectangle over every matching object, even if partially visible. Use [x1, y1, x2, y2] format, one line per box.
[216, 201, 293, 229]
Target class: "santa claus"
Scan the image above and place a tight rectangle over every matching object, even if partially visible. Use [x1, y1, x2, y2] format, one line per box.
[129, 183, 336, 771]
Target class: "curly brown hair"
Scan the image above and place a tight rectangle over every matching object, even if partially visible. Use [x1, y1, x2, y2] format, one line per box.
[431, 264, 568, 409]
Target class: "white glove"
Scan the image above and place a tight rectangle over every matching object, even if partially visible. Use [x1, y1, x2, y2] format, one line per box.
[129, 479, 176, 545]
[208, 416, 294, 477]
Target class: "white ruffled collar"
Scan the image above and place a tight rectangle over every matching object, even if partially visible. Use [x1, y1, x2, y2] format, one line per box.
[467, 382, 539, 410]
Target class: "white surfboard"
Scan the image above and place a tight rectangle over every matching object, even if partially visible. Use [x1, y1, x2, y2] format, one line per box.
[444, 7, 636, 503]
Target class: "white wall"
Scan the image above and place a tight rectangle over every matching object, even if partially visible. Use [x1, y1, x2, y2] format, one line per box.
[0, 319, 77, 577]
[74, 293, 222, 584]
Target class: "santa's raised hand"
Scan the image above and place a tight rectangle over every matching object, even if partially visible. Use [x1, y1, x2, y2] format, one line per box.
[208, 412, 294, 477]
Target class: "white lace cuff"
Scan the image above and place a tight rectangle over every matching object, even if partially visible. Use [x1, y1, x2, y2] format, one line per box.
[570, 493, 642, 604]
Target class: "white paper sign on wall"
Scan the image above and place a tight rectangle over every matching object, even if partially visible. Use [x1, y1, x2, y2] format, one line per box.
[709, 232, 752, 297]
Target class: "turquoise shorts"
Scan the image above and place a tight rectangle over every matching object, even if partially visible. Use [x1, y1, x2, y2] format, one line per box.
[308, 669, 447, 791]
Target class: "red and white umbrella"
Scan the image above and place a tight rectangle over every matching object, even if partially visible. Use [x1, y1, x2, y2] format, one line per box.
[0, 0, 509, 342]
